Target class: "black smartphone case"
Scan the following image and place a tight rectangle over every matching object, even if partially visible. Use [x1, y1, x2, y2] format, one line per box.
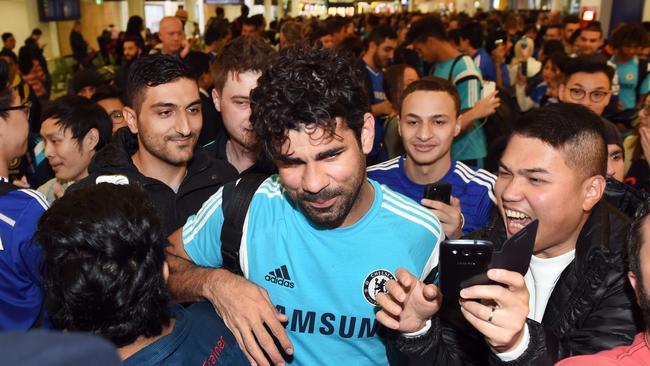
[423, 182, 452, 205]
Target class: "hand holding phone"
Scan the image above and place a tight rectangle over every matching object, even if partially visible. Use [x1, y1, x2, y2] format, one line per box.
[423, 182, 452, 204]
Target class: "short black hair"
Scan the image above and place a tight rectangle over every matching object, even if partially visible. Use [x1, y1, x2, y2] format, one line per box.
[407, 16, 447, 44]
[216, 7, 225, 16]
[582, 21, 603, 36]
[91, 85, 123, 104]
[31, 28, 42, 36]
[562, 14, 580, 28]
[125, 54, 195, 113]
[1, 33, 13, 43]
[325, 16, 349, 35]
[244, 14, 264, 28]
[41, 95, 112, 151]
[459, 21, 484, 49]
[35, 183, 171, 347]
[542, 39, 565, 58]
[563, 54, 614, 86]
[367, 25, 397, 47]
[611, 23, 647, 49]
[122, 35, 142, 48]
[399, 77, 460, 117]
[250, 47, 369, 160]
[0, 59, 13, 119]
[183, 51, 210, 79]
[511, 103, 607, 179]
[204, 21, 229, 45]
[545, 23, 562, 34]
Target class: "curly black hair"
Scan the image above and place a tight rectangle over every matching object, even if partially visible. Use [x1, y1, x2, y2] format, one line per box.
[35, 183, 171, 347]
[250, 46, 369, 160]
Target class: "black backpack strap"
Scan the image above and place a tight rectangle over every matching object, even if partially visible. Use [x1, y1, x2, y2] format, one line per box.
[220, 173, 269, 275]
[636, 58, 649, 103]
[447, 55, 465, 81]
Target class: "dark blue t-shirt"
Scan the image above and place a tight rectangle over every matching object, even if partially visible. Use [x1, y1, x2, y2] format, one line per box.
[367, 157, 496, 234]
[124, 302, 248, 366]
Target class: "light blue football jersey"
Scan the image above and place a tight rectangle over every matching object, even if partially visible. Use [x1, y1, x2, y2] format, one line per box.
[612, 56, 650, 110]
[182, 175, 442, 365]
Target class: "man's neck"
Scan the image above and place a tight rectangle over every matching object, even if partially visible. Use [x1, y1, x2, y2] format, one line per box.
[131, 147, 187, 191]
[403, 154, 452, 185]
[362, 52, 378, 72]
[438, 43, 462, 63]
[466, 46, 478, 57]
[0, 157, 8, 179]
[117, 319, 175, 361]
[226, 139, 256, 174]
[341, 179, 375, 227]
[614, 51, 634, 64]
[534, 213, 589, 259]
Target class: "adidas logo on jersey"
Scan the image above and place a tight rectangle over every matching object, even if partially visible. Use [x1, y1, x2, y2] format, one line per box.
[265, 265, 295, 289]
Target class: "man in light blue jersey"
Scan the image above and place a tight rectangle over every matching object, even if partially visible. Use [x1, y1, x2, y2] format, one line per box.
[166, 47, 443, 366]
[407, 16, 499, 166]
[610, 23, 650, 111]
[368, 77, 495, 238]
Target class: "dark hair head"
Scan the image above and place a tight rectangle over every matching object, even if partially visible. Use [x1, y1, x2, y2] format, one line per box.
[250, 46, 369, 160]
[325, 16, 349, 35]
[91, 85, 123, 104]
[459, 21, 484, 50]
[611, 23, 647, 49]
[407, 16, 447, 44]
[562, 14, 580, 28]
[485, 29, 507, 54]
[216, 7, 225, 16]
[126, 16, 144, 35]
[71, 68, 103, 95]
[2, 33, 13, 43]
[125, 54, 195, 113]
[545, 23, 562, 33]
[183, 51, 210, 79]
[512, 103, 607, 179]
[399, 76, 460, 117]
[35, 183, 171, 347]
[211, 36, 276, 94]
[280, 21, 304, 47]
[244, 14, 265, 28]
[383, 64, 419, 106]
[31, 28, 42, 36]
[563, 54, 614, 86]
[122, 35, 142, 48]
[367, 24, 397, 47]
[583, 21, 603, 36]
[41, 95, 112, 151]
[0, 59, 13, 119]
[542, 39, 565, 58]
[338, 36, 364, 59]
[204, 21, 230, 45]
[241, 4, 249, 16]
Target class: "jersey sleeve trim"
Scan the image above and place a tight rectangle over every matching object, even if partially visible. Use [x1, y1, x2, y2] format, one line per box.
[182, 187, 223, 244]
[17, 189, 49, 211]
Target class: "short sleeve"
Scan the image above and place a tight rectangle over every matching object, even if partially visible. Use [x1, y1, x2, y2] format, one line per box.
[182, 188, 226, 267]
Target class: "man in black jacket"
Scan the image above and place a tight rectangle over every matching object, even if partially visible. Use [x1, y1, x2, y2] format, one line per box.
[72, 54, 237, 235]
[376, 103, 642, 365]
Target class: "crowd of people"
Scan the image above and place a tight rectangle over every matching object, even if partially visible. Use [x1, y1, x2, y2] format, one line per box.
[3, 5, 650, 366]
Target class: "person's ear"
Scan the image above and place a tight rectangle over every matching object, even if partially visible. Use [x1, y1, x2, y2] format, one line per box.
[397, 115, 402, 137]
[360, 112, 375, 155]
[83, 128, 99, 152]
[582, 174, 606, 211]
[558, 84, 566, 102]
[212, 88, 222, 112]
[629, 270, 639, 295]
[368, 41, 377, 54]
[163, 261, 169, 283]
[123, 106, 139, 134]
[454, 114, 462, 137]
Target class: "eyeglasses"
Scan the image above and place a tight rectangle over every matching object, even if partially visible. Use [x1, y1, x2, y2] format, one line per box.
[568, 87, 610, 103]
[0, 101, 31, 119]
[109, 110, 125, 124]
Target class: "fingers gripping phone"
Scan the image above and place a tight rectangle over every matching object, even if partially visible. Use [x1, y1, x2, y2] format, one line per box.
[423, 182, 452, 205]
[439, 220, 539, 304]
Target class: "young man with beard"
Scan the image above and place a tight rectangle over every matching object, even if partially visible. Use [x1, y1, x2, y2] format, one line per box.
[114, 36, 142, 93]
[165, 47, 444, 366]
[558, 199, 650, 365]
[375, 103, 641, 365]
[203, 36, 277, 175]
[368, 77, 495, 238]
[72, 54, 237, 236]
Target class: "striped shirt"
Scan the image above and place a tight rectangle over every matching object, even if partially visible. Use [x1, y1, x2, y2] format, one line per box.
[368, 157, 496, 234]
[182, 175, 442, 365]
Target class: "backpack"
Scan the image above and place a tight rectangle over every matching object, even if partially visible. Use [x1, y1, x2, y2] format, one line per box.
[219, 174, 269, 275]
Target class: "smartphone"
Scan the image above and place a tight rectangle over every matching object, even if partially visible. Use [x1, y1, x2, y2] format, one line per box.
[439, 239, 493, 304]
[423, 182, 452, 205]
[520, 61, 528, 77]
[482, 81, 496, 99]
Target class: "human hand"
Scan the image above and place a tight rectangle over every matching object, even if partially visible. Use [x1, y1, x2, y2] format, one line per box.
[204, 269, 292, 366]
[376, 268, 441, 333]
[474, 91, 501, 119]
[12, 176, 29, 188]
[459, 269, 529, 353]
[420, 196, 463, 238]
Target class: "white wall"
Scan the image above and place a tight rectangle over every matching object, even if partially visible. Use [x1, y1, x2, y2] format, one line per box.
[0, 0, 60, 58]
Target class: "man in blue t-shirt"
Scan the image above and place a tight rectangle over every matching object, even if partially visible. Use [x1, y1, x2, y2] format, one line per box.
[408, 16, 500, 166]
[167, 47, 443, 366]
[359, 25, 398, 164]
[368, 77, 495, 238]
[35, 183, 248, 365]
[610, 23, 650, 110]
[0, 85, 49, 331]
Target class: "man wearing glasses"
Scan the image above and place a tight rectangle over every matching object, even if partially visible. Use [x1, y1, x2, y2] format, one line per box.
[92, 86, 127, 134]
[558, 55, 625, 182]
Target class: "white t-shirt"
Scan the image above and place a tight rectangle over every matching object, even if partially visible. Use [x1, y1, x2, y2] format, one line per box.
[525, 250, 576, 322]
